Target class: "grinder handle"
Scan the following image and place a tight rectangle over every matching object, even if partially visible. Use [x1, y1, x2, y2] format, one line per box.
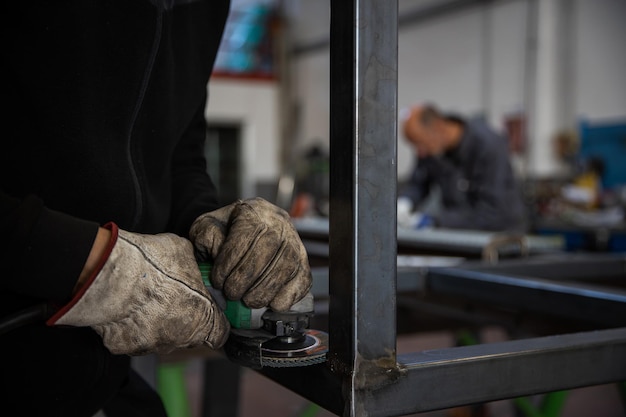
[198, 262, 314, 330]
[198, 262, 267, 330]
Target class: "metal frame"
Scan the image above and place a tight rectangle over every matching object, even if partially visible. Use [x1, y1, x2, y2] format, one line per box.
[263, 1, 626, 416]
[293, 217, 566, 259]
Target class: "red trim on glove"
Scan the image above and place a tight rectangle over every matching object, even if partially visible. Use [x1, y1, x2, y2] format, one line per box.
[46, 222, 119, 325]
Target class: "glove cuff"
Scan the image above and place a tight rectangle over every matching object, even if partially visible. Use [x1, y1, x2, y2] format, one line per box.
[47, 222, 119, 325]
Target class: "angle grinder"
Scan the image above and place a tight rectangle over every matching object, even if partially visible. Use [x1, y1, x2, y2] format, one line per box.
[198, 262, 328, 369]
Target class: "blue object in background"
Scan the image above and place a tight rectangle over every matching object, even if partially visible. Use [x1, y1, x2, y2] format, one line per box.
[579, 118, 626, 190]
[214, 4, 275, 75]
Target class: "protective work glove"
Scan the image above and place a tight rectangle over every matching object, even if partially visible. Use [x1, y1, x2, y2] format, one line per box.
[189, 197, 312, 312]
[47, 223, 230, 356]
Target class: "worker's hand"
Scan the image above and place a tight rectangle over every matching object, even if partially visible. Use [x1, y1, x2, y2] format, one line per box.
[47, 224, 230, 356]
[397, 198, 434, 229]
[190, 197, 312, 312]
[410, 212, 435, 229]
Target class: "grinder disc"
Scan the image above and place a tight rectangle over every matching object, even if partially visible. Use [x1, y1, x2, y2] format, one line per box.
[224, 328, 328, 369]
[261, 329, 328, 368]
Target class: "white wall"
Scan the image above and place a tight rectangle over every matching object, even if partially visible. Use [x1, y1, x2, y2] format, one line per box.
[287, 0, 626, 180]
[398, 9, 484, 115]
[205, 78, 280, 198]
[487, 0, 529, 127]
[575, 0, 626, 121]
[207, 0, 626, 193]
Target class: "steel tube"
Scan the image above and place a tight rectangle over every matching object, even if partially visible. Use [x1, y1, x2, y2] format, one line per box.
[328, 0, 399, 378]
[365, 327, 626, 416]
[328, 0, 399, 414]
[264, 326, 626, 416]
[427, 267, 626, 327]
[261, 1, 626, 416]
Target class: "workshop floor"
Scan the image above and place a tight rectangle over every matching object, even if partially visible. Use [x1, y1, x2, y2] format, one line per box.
[180, 328, 625, 417]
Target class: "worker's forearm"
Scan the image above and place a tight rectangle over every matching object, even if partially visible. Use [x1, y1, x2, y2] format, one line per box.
[74, 227, 112, 294]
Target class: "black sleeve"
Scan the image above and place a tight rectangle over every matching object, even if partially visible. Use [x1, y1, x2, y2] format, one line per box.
[166, 95, 220, 237]
[436, 142, 519, 231]
[1, 192, 99, 303]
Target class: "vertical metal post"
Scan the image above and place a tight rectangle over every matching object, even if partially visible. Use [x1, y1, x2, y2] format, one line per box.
[329, 0, 399, 415]
[265, 4, 626, 412]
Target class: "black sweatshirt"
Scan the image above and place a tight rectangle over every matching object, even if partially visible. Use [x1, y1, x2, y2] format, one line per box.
[400, 116, 526, 232]
[1, 0, 230, 315]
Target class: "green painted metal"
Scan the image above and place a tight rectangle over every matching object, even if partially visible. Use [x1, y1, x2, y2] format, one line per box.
[157, 363, 192, 417]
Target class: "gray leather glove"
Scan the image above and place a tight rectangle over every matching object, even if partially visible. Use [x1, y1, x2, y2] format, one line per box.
[47, 224, 230, 355]
[190, 197, 312, 312]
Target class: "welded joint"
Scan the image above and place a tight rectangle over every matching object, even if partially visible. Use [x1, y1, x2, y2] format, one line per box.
[346, 350, 407, 416]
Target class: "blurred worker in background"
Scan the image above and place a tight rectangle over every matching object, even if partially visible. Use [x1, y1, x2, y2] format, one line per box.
[398, 104, 526, 232]
[1, 1, 311, 416]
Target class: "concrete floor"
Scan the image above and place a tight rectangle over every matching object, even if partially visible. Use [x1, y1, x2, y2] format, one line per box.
[178, 328, 625, 417]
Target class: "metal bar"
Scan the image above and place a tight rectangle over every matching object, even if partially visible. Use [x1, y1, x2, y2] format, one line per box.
[292, 0, 506, 56]
[427, 267, 626, 327]
[328, 0, 398, 415]
[311, 260, 626, 329]
[457, 252, 626, 281]
[263, 326, 626, 416]
[293, 217, 565, 257]
[363, 327, 626, 416]
[261, 1, 626, 416]
[397, 0, 495, 27]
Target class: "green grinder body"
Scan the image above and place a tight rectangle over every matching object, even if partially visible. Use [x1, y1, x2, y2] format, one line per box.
[198, 262, 266, 330]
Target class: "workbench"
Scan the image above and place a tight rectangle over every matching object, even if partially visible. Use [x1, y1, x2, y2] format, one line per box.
[294, 216, 565, 262]
[534, 218, 626, 252]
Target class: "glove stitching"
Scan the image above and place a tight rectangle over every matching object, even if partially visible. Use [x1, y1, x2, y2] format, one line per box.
[101, 290, 219, 354]
[119, 234, 210, 301]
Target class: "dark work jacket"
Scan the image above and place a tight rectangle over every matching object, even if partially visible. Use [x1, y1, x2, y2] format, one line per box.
[400, 117, 526, 232]
[1, 0, 230, 315]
